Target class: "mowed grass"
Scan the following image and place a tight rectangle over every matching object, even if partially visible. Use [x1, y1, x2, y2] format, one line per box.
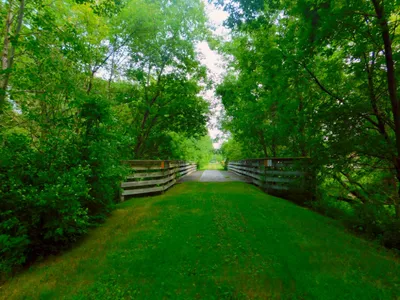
[1, 183, 400, 299]
[202, 162, 224, 170]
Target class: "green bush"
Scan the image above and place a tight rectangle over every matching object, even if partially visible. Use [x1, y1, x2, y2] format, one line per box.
[382, 220, 400, 249]
[0, 97, 128, 275]
[309, 194, 400, 251]
[343, 204, 388, 237]
[0, 133, 90, 274]
[0, 211, 30, 275]
[310, 193, 353, 219]
[339, 203, 400, 250]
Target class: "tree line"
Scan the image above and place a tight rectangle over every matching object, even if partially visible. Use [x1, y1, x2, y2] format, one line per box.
[217, 0, 400, 249]
[0, 0, 213, 275]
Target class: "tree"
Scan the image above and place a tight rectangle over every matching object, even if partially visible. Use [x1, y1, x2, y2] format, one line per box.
[0, 0, 211, 274]
[0, 0, 25, 115]
[216, 0, 400, 233]
[111, 0, 209, 157]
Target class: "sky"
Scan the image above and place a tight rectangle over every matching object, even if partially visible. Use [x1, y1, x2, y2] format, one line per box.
[196, 1, 230, 149]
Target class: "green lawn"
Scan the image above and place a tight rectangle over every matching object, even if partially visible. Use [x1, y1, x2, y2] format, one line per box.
[1, 182, 400, 299]
[202, 162, 224, 170]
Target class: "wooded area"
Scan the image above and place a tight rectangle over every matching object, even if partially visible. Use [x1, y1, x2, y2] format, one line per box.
[218, 0, 400, 251]
[1, 0, 400, 283]
[0, 0, 214, 275]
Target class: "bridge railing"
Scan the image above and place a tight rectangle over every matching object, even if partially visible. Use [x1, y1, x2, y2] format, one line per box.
[120, 160, 196, 201]
[228, 158, 315, 203]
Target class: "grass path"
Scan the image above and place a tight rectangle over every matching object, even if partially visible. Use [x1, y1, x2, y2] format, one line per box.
[1, 182, 400, 299]
[201, 162, 224, 170]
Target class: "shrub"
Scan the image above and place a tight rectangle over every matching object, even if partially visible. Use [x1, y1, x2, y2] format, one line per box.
[343, 204, 389, 237]
[0, 97, 128, 275]
[0, 211, 30, 275]
[382, 219, 400, 249]
[0, 133, 91, 274]
[340, 203, 400, 250]
[309, 193, 400, 251]
[310, 195, 353, 219]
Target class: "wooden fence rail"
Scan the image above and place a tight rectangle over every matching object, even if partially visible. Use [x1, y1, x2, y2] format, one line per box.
[121, 160, 197, 201]
[228, 158, 315, 203]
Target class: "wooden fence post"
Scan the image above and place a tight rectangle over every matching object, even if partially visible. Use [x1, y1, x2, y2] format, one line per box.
[120, 160, 196, 200]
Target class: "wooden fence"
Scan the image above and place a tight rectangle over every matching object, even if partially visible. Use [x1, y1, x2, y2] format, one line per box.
[121, 160, 197, 201]
[228, 158, 315, 203]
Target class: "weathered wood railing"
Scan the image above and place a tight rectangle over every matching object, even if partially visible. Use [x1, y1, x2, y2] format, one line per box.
[228, 158, 315, 203]
[121, 160, 197, 201]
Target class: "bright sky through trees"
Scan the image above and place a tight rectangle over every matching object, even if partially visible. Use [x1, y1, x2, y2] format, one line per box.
[197, 0, 229, 148]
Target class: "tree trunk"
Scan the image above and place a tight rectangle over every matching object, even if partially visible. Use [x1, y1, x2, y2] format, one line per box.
[333, 174, 370, 204]
[108, 44, 115, 99]
[0, 0, 24, 116]
[87, 70, 95, 94]
[258, 132, 268, 157]
[0, 0, 13, 114]
[270, 136, 277, 157]
[298, 94, 307, 157]
[133, 84, 162, 157]
[371, 0, 400, 218]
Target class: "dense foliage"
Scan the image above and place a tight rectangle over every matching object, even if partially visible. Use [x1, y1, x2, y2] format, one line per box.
[216, 0, 400, 249]
[0, 0, 211, 275]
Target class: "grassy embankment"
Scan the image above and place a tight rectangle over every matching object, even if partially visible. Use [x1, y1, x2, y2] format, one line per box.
[1, 182, 399, 299]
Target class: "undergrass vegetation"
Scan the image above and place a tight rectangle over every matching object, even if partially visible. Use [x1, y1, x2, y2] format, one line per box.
[1, 182, 399, 299]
